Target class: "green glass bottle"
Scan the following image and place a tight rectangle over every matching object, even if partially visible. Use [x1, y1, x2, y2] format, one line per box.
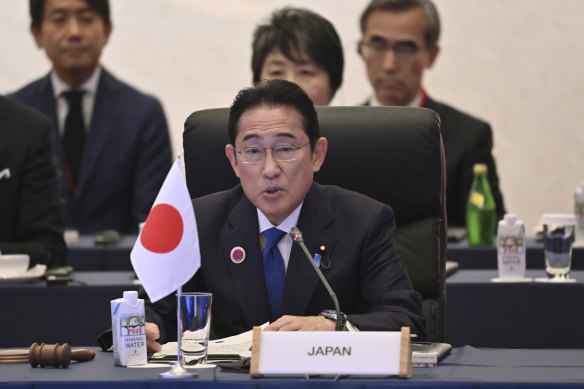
[466, 163, 497, 245]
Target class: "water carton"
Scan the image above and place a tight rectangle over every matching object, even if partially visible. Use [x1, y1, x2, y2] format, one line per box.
[111, 291, 147, 366]
[496, 214, 526, 280]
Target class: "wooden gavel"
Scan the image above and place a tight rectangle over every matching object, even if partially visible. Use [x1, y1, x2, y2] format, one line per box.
[0, 343, 95, 368]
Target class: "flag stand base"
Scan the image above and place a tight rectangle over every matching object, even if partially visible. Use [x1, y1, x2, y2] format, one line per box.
[159, 362, 197, 379]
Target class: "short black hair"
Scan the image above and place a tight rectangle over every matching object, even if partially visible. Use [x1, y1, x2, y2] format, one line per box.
[360, 0, 440, 48]
[251, 7, 344, 97]
[30, 0, 111, 30]
[228, 80, 319, 150]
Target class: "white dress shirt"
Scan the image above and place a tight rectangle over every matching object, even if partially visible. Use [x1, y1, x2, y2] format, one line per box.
[51, 66, 101, 135]
[257, 203, 303, 272]
[368, 90, 422, 107]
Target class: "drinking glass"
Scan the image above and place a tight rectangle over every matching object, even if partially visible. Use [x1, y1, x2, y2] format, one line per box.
[180, 292, 212, 365]
[541, 214, 576, 281]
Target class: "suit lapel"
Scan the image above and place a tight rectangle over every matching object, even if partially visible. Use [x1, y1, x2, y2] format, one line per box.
[76, 69, 122, 198]
[33, 74, 60, 125]
[282, 184, 336, 316]
[219, 194, 271, 326]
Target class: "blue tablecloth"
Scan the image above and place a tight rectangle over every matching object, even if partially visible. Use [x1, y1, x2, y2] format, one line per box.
[0, 272, 139, 348]
[2, 270, 583, 349]
[65, 235, 136, 271]
[447, 269, 584, 348]
[1, 346, 583, 387]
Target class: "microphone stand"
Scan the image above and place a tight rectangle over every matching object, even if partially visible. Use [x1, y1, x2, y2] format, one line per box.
[290, 227, 343, 331]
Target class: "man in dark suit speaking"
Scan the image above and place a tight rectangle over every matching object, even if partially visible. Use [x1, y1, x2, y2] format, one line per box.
[142, 80, 425, 352]
[358, 0, 505, 227]
[9, 0, 172, 234]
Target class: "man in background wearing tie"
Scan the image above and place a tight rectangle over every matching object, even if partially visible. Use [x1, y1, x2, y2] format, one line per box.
[141, 80, 425, 352]
[9, 0, 172, 234]
[358, 0, 505, 227]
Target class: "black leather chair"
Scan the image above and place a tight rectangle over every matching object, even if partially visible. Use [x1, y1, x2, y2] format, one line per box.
[183, 106, 447, 342]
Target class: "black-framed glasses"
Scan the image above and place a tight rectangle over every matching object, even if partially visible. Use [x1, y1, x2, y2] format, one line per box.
[358, 39, 420, 60]
[232, 143, 310, 164]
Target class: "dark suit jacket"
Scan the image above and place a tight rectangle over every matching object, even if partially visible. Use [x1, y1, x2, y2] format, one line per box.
[0, 96, 66, 267]
[145, 183, 426, 343]
[8, 68, 173, 233]
[424, 97, 505, 226]
[363, 96, 505, 226]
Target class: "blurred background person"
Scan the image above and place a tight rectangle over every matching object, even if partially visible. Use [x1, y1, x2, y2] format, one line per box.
[0, 96, 66, 268]
[358, 0, 505, 227]
[251, 7, 344, 106]
[8, 0, 172, 234]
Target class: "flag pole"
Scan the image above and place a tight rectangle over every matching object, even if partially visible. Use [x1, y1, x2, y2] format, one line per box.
[159, 286, 196, 379]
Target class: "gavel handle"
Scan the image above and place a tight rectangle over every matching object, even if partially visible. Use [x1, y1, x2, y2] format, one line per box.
[0, 347, 95, 365]
[71, 349, 95, 362]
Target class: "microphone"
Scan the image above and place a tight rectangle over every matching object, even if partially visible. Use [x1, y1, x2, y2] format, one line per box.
[290, 227, 343, 331]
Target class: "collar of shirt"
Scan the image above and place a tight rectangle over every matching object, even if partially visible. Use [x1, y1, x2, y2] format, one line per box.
[51, 66, 101, 136]
[257, 202, 303, 272]
[369, 89, 423, 108]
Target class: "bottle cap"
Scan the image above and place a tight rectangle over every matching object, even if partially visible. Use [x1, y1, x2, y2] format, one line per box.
[123, 290, 138, 302]
[504, 214, 517, 226]
[473, 164, 488, 174]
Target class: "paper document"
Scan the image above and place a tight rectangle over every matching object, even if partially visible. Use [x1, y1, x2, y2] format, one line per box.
[153, 322, 268, 359]
[411, 342, 452, 367]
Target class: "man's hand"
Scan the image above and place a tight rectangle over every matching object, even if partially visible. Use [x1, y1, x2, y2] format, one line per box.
[145, 322, 162, 352]
[264, 315, 336, 331]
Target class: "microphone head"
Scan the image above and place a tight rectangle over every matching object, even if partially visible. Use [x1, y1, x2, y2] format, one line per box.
[290, 227, 303, 242]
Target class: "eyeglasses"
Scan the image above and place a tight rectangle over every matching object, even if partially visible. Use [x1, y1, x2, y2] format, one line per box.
[232, 143, 310, 164]
[358, 39, 420, 61]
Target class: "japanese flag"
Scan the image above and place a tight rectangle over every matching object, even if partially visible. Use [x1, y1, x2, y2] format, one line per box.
[131, 159, 201, 302]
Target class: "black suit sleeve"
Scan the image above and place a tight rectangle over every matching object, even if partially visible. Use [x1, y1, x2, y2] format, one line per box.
[0, 107, 66, 267]
[130, 97, 173, 228]
[346, 205, 427, 339]
[143, 270, 205, 345]
[478, 123, 506, 220]
[428, 98, 506, 226]
[460, 121, 506, 222]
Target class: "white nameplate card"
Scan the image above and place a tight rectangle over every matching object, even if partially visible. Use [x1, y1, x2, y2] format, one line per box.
[250, 326, 411, 378]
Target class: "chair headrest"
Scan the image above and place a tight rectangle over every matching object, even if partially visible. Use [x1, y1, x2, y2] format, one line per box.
[183, 106, 444, 226]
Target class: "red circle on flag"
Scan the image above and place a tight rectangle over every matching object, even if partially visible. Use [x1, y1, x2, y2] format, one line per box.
[140, 204, 183, 253]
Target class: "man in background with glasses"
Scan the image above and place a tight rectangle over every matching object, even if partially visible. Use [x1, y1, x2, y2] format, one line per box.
[358, 0, 506, 228]
[142, 80, 425, 351]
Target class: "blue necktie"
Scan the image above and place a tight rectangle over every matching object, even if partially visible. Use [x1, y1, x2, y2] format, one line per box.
[263, 228, 286, 322]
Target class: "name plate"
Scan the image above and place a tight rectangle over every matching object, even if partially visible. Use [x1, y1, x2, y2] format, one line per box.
[250, 326, 411, 378]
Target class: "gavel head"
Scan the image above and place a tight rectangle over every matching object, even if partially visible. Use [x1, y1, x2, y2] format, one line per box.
[29, 343, 72, 368]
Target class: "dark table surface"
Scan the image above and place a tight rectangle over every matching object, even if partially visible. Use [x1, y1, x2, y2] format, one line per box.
[1, 346, 583, 388]
[3, 270, 584, 350]
[447, 269, 584, 348]
[66, 235, 584, 272]
[0, 272, 139, 348]
[65, 235, 136, 271]
[448, 237, 584, 270]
